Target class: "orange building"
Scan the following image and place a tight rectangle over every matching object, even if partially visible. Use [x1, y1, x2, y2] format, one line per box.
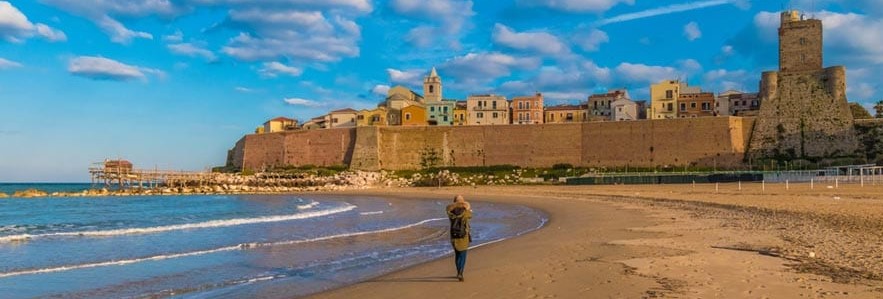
[511, 93, 544, 124]
[401, 104, 427, 126]
[677, 92, 716, 118]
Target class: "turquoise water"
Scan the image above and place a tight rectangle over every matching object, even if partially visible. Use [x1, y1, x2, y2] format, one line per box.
[0, 193, 546, 298]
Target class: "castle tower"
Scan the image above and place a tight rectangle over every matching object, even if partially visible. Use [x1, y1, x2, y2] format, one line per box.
[747, 10, 859, 164]
[423, 67, 442, 102]
[778, 10, 823, 72]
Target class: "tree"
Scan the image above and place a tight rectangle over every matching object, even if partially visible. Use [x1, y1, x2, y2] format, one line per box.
[849, 102, 873, 119]
[875, 100, 883, 118]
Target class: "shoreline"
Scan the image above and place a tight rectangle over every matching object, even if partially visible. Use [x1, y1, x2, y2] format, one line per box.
[310, 185, 883, 298]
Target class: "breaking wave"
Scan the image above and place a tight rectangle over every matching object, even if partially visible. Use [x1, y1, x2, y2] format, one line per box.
[0, 204, 356, 243]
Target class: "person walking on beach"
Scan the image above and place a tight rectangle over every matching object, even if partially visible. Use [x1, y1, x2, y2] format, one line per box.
[447, 195, 472, 282]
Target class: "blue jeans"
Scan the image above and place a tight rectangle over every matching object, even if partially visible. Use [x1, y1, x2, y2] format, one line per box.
[454, 249, 468, 275]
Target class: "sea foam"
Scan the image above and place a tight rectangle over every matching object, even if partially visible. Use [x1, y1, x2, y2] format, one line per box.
[0, 204, 356, 243]
[0, 217, 446, 278]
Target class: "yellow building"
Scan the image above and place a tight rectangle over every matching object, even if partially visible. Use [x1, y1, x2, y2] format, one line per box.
[453, 101, 468, 125]
[357, 107, 388, 126]
[650, 80, 700, 119]
[401, 104, 427, 126]
[263, 116, 298, 133]
[544, 104, 588, 123]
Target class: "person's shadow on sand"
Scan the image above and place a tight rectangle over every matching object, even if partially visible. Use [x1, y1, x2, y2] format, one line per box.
[368, 276, 460, 283]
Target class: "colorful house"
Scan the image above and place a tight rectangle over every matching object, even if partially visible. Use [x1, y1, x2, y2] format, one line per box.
[401, 104, 427, 126]
[329, 108, 358, 128]
[511, 93, 544, 125]
[466, 94, 509, 125]
[453, 101, 468, 126]
[357, 107, 388, 126]
[545, 104, 589, 123]
[263, 116, 298, 133]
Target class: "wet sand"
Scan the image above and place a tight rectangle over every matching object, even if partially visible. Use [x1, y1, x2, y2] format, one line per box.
[312, 183, 883, 298]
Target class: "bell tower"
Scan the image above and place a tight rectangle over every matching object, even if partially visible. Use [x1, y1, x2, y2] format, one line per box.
[423, 67, 442, 102]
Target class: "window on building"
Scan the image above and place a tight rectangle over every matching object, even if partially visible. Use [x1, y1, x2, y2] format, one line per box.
[443, 106, 448, 112]
[357, 115, 365, 120]
[534, 101, 538, 108]
[478, 101, 483, 107]
[518, 102, 523, 109]
[702, 103, 711, 111]
[477, 112, 483, 118]
[492, 101, 497, 109]
[404, 113, 411, 121]
[679, 103, 686, 111]
[526, 102, 530, 109]
[534, 112, 539, 120]
[333, 118, 339, 123]
[429, 85, 434, 94]
[667, 103, 673, 111]
[443, 116, 448, 122]
[430, 107, 435, 112]
[594, 101, 598, 109]
[493, 112, 499, 119]
[666, 90, 673, 99]
[690, 102, 697, 109]
[566, 113, 573, 121]
[372, 115, 380, 122]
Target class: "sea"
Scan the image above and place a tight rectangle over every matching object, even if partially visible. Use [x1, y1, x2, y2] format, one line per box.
[0, 184, 547, 298]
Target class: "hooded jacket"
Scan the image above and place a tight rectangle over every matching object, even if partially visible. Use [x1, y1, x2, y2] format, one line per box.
[446, 203, 472, 251]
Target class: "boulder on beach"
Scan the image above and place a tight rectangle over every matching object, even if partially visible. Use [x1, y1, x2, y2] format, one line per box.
[13, 189, 48, 198]
[0, 192, 8, 198]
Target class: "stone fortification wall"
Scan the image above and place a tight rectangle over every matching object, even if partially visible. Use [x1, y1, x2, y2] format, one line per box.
[580, 117, 753, 169]
[227, 117, 756, 171]
[234, 128, 355, 171]
[748, 67, 859, 161]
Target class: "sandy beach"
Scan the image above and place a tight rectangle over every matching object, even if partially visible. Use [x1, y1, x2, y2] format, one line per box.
[312, 183, 883, 298]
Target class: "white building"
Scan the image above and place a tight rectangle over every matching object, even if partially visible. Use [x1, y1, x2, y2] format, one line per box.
[611, 98, 639, 121]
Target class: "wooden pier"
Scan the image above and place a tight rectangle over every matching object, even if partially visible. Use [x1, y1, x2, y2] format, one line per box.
[89, 160, 215, 190]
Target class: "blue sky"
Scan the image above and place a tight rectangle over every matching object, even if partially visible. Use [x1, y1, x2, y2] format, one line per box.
[1, 0, 881, 182]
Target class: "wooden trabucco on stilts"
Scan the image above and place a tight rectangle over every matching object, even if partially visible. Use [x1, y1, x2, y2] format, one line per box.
[89, 160, 214, 190]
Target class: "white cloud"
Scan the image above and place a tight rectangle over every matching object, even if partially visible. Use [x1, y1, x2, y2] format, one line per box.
[41, 0, 162, 43]
[259, 62, 303, 78]
[684, 21, 702, 41]
[702, 69, 752, 92]
[372, 84, 391, 95]
[390, 0, 473, 31]
[440, 52, 541, 86]
[67, 56, 164, 81]
[0, 57, 22, 69]
[234, 86, 255, 93]
[0, 1, 66, 42]
[163, 30, 183, 42]
[386, 68, 424, 85]
[597, 0, 741, 26]
[390, 0, 474, 48]
[614, 60, 702, 85]
[517, 0, 634, 13]
[492, 23, 569, 55]
[220, 10, 363, 62]
[167, 43, 217, 61]
[573, 28, 609, 52]
[283, 97, 323, 107]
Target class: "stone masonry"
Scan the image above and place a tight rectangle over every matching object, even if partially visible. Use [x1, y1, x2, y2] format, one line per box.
[747, 11, 859, 162]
